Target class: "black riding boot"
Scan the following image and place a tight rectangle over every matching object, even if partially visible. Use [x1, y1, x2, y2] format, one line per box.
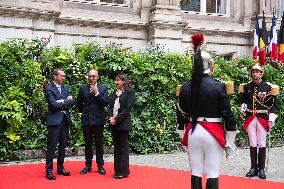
[258, 147, 266, 179]
[205, 178, 219, 189]
[191, 175, 202, 189]
[246, 147, 258, 177]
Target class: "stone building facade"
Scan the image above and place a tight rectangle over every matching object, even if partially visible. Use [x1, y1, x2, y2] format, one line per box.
[0, 0, 283, 57]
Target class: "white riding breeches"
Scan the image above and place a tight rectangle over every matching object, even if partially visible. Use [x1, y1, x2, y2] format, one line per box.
[246, 117, 267, 147]
[187, 124, 224, 178]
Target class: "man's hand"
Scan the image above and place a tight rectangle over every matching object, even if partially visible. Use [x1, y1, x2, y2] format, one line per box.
[225, 131, 238, 160]
[90, 85, 98, 95]
[56, 99, 64, 104]
[225, 144, 238, 160]
[268, 113, 278, 132]
[240, 103, 247, 117]
[177, 130, 184, 139]
[268, 121, 274, 131]
[109, 117, 117, 125]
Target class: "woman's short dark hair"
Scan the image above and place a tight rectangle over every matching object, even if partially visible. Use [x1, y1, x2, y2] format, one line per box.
[116, 73, 131, 91]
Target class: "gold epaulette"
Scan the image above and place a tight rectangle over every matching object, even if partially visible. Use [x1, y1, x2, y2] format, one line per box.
[239, 83, 246, 93]
[215, 79, 234, 95]
[266, 82, 280, 96]
[225, 81, 234, 95]
[177, 81, 234, 96]
[176, 85, 182, 97]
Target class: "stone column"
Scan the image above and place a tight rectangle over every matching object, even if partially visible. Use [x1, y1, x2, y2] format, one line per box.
[147, 0, 183, 52]
[140, 0, 154, 22]
[260, 0, 278, 15]
[51, 0, 64, 12]
[242, 0, 259, 28]
[30, 0, 62, 47]
[279, 0, 284, 17]
[200, 0, 206, 13]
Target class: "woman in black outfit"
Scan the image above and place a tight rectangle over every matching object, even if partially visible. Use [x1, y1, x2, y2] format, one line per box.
[108, 73, 135, 179]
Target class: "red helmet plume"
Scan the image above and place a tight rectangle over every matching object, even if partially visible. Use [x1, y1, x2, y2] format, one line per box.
[191, 33, 204, 53]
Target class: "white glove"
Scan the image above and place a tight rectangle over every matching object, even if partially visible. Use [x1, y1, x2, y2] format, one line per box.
[225, 131, 238, 160]
[240, 103, 247, 117]
[269, 113, 278, 123]
[177, 130, 188, 151]
[268, 113, 278, 131]
[177, 130, 184, 139]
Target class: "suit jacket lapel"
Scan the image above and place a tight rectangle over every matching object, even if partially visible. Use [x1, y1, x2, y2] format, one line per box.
[51, 82, 61, 96]
[86, 84, 92, 100]
[97, 83, 102, 93]
[61, 85, 68, 98]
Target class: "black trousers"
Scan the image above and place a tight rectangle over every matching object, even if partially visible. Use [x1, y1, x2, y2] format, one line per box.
[111, 130, 130, 176]
[46, 114, 69, 172]
[82, 125, 104, 168]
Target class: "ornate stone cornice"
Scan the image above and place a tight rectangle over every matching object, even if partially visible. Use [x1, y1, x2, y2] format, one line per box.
[0, 4, 60, 19]
[184, 26, 252, 38]
[148, 20, 185, 30]
[55, 16, 147, 30]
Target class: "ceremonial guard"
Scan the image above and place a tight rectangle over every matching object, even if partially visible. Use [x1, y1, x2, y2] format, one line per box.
[177, 33, 237, 189]
[239, 63, 278, 179]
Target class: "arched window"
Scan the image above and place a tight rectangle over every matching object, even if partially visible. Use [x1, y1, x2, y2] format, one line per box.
[181, 0, 228, 14]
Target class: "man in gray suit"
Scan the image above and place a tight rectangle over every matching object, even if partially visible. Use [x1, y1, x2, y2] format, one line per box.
[77, 69, 108, 175]
[45, 68, 76, 180]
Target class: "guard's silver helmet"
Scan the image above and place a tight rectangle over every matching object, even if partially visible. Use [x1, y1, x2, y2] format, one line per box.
[200, 44, 214, 74]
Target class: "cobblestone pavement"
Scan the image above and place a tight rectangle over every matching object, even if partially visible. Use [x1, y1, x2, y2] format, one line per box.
[1, 146, 283, 183]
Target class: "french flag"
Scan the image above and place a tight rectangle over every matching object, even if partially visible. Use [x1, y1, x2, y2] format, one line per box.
[279, 12, 284, 63]
[259, 11, 268, 66]
[253, 14, 260, 59]
[268, 12, 278, 62]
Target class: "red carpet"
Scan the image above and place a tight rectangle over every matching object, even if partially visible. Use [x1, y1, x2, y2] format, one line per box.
[0, 161, 283, 189]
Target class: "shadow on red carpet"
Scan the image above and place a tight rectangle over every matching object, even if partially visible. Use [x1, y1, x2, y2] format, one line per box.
[0, 161, 283, 189]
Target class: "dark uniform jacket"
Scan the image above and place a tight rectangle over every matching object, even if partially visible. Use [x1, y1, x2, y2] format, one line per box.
[241, 80, 277, 120]
[77, 83, 108, 126]
[108, 89, 135, 130]
[45, 82, 76, 126]
[178, 75, 236, 131]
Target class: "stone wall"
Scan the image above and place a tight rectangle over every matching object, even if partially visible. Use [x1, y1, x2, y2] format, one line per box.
[0, 0, 282, 57]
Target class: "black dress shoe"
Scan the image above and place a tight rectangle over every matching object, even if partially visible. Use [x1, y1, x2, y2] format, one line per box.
[98, 167, 106, 175]
[259, 169, 266, 179]
[57, 169, 71, 176]
[113, 174, 124, 179]
[246, 168, 258, 177]
[46, 171, 56, 180]
[123, 174, 129, 178]
[80, 167, 92, 174]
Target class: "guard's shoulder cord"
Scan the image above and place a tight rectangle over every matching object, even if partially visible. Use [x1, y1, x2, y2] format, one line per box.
[215, 78, 234, 95]
[176, 102, 189, 119]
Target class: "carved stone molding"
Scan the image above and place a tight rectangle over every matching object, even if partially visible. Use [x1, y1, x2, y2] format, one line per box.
[55, 17, 147, 30]
[0, 5, 60, 20]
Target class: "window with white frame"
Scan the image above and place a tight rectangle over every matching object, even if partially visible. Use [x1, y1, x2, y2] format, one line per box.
[181, 0, 228, 14]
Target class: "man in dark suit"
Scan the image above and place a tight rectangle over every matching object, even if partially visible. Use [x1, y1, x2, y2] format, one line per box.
[77, 69, 108, 175]
[45, 68, 76, 180]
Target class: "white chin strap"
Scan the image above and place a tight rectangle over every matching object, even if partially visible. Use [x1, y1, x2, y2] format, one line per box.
[204, 69, 210, 74]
